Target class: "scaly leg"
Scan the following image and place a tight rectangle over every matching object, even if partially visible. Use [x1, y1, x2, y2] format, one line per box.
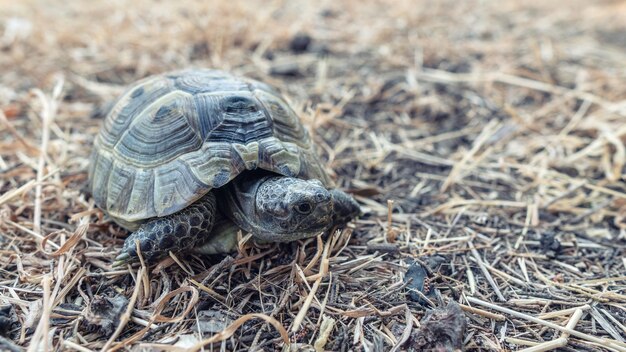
[114, 192, 217, 265]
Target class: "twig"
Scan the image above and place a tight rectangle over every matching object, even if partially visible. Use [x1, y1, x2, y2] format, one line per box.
[101, 267, 144, 352]
[415, 69, 623, 115]
[468, 241, 505, 301]
[460, 303, 506, 321]
[27, 274, 52, 352]
[0, 109, 40, 155]
[291, 266, 323, 333]
[441, 119, 499, 192]
[386, 199, 396, 242]
[32, 82, 61, 236]
[389, 305, 413, 352]
[62, 340, 95, 352]
[518, 307, 584, 352]
[539, 305, 590, 319]
[465, 296, 626, 352]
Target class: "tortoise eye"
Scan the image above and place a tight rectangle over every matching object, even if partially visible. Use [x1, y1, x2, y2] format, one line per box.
[295, 202, 313, 214]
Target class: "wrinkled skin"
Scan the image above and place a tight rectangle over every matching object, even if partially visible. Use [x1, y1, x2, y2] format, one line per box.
[256, 177, 335, 240]
[220, 173, 360, 242]
[115, 172, 360, 264]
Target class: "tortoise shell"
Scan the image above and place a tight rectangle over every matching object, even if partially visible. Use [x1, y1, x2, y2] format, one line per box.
[88, 69, 330, 229]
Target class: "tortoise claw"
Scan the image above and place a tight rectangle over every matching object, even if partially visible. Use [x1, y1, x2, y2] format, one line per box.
[112, 252, 131, 268]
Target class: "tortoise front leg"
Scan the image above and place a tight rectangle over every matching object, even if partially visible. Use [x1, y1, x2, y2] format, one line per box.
[114, 192, 217, 265]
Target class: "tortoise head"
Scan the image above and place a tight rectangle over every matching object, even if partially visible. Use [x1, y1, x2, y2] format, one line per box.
[254, 177, 335, 241]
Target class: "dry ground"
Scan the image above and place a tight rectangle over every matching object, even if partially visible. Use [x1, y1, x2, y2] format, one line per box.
[1, 0, 626, 351]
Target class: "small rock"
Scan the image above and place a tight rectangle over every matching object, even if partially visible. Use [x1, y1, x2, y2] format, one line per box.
[0, 305, 18, 338]
[263, 50, 275, 61]
[196, 310, 232, 333]
[190, 41, 210, 60]
[423, 255, 448, 272]
[319, 9, 337, 18]
[404, 260, 434, 305]
[81, 294, 128, 337]
[410, 301, 467, 351]
[289, 33, 312, 53]
[269, 62, 302, 77]
[539, 231, 561, 258]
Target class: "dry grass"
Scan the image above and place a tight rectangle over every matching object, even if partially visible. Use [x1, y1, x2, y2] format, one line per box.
[1, 0, 626, 351]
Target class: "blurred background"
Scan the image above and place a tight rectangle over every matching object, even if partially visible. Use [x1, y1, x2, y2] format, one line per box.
[3, 0, 625, 210]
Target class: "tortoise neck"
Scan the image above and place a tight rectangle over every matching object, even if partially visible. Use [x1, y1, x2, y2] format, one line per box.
[216, 171, 275, 234]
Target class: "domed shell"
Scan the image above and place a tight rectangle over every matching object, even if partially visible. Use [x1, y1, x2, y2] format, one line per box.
[88, 69, 330, 229]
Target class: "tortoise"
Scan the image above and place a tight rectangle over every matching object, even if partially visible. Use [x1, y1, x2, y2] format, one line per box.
[88, 69, 360, 264]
